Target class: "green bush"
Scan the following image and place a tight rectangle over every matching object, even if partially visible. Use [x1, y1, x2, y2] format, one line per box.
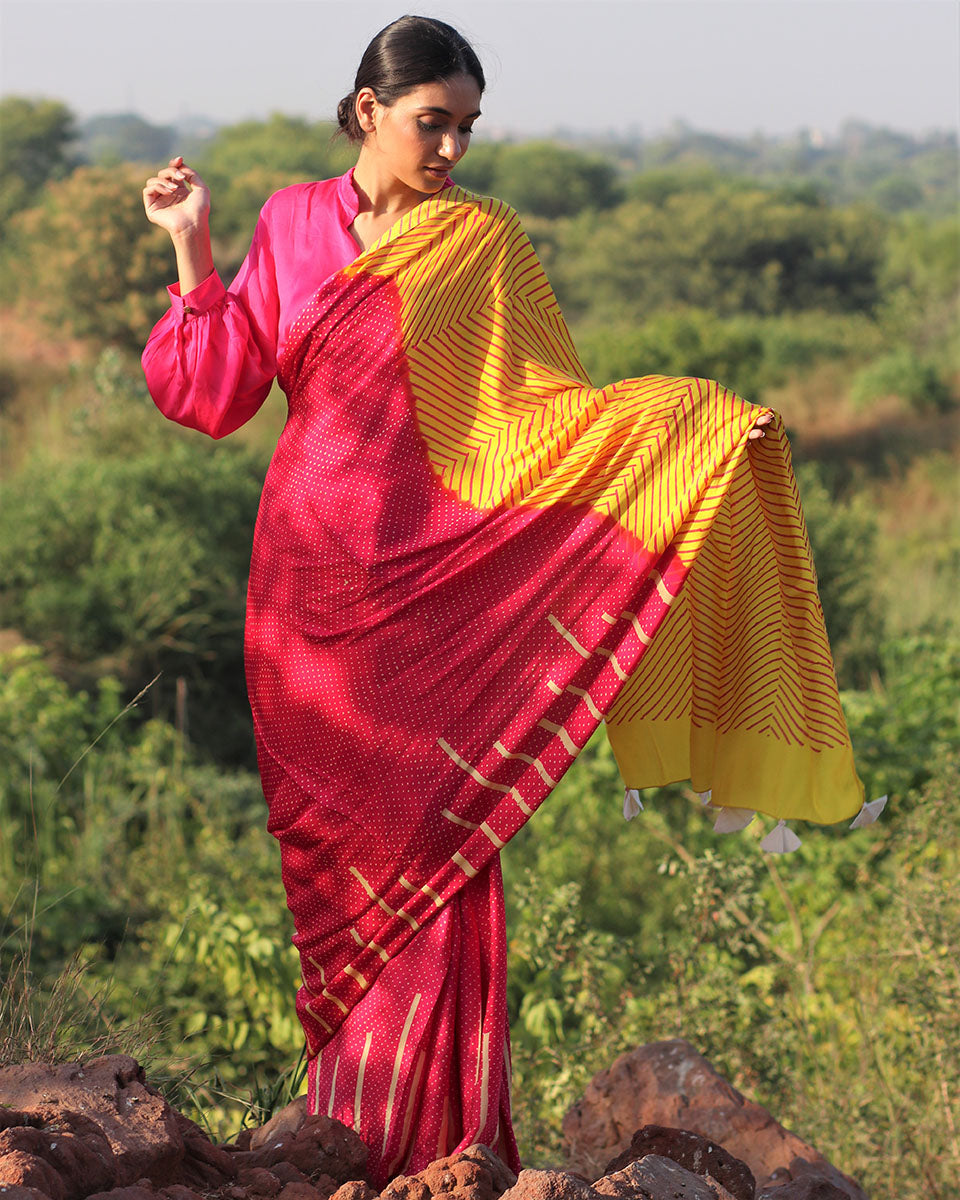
[505, 742, 960, 1197]
[0, 646, 297, 1135]
[576, 310, 768, 399]
[550, 189, 885, 325]
[795, 463, 885, 690]
[490, 142, 622, 218]
[0, 356, 266, 762]
[850, 349, 954, 414]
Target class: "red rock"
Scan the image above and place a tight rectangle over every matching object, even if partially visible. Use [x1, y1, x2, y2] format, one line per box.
[562, 1041, 866, 1200]
[594, 1153, 742, 1198]
[249, 1098, 310, 1150]
[86, 1187, 162, 1199]
[499, 1168, 599, 1199]
[401, 1144, 518, 1199]
[173, 1112, 237, 1187]
[0, 1058, 184, 1188]
[0, 1107, 117, 1199]
[270, 1163, 315, 1185]
[0, 1146, 67, 1199]
[756, 1169, 854, 1199]
[603, 1126, 755, 1200]
[0, 1049, 867, 1200]
[329, 1182, 378, 1200]
[377, 1144, 517, 1199]
[276, 1183, 325, 1199]
[235, 1165, 284, 1195]
[379, 1177, 431, 1200]
[242, 1113, 367, 1186]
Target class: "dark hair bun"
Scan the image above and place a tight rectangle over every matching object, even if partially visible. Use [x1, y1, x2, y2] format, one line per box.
[337, 93, 361, 141]
[337, 15, 484, 142]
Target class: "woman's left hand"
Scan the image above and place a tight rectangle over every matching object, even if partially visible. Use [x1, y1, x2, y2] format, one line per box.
[748, 412, 774, 441]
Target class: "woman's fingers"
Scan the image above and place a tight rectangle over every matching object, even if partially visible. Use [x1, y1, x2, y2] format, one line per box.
[143, 179, 184, 205]
[143, 156, 210, 229]
[143, 179, 172, 200]
[143, 158, 207, 204]
[748, 411, 774, 440]
[153, 158, 204, 190]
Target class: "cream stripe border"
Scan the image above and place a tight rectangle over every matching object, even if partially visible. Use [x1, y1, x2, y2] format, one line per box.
[354, 1030, 373, 1131]
[382, 993, 422, 1154]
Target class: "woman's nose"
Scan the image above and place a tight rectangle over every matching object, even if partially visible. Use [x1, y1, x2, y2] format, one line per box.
[439, 131, 461, 160]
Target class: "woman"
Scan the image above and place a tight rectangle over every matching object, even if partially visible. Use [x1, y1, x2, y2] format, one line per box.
[142, 14, 873, 1185]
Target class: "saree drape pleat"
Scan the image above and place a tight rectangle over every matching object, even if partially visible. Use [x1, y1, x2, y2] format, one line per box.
[244, 186, 865, 1182]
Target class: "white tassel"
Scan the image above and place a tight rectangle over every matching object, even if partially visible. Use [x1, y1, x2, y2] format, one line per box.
[623, 788, 644, 820]
[761, 819, 802, 854]
[697, 789, 713, 805]
[713, 806, 756, 833]
[849, 795, 888, 829]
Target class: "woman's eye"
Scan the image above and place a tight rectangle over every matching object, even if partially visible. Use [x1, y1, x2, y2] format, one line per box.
[416, 120, 475, 136]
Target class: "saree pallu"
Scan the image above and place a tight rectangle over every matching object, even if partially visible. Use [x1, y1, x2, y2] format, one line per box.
[245, 186, 865, 1183]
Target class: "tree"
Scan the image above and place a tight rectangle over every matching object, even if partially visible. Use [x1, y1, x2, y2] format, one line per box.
[195, 114, 355, 243]
[199, 113, 353, 185]
[447, 141, 502, 195]
[0, 96, 76, 228]
[878, 212, 960, 362]
[5, 163, 174, 346]
[550, 188, 884, 324]
[491, 142, 622, 218]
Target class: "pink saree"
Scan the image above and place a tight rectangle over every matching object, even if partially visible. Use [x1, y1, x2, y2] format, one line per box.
[240, 185, 866, 1184]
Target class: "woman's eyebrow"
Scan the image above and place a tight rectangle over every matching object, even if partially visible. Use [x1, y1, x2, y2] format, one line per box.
[417, 106, 482, 119]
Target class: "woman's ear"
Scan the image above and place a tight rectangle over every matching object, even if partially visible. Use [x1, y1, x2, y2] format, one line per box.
[355, 87, 379, 136]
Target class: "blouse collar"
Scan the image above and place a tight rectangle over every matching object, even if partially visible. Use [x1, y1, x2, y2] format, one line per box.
[337, 166, 454, 228]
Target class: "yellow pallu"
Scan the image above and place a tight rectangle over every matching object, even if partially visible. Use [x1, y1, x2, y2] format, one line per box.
[329, 183, 868, 839]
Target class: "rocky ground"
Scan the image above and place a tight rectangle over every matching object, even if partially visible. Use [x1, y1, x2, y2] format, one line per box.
[0, 1039, 868, 1200]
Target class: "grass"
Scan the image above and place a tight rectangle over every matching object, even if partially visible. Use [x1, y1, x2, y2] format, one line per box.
[0, 689, 304, 1141]
[1, 889, 162, 1068]
[868, 451, 960, 636]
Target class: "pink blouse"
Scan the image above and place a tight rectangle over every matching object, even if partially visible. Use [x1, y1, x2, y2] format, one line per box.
[142, 168, 454, 439]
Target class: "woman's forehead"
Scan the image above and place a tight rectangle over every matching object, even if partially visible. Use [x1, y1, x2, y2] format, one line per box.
[400, 76, 482, 116]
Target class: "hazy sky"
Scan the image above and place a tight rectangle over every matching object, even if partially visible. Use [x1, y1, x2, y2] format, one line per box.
[2, 0, 958, 138]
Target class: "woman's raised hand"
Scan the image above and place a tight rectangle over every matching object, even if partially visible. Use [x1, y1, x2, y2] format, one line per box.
[143, 156, 210, 236]
[143, 155, 215, 295]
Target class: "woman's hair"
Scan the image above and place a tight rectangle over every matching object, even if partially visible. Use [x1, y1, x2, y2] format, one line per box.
[337, 15, 485, 142]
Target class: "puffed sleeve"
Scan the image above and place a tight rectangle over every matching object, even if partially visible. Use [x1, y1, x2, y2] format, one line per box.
[141, 204, 280, 439]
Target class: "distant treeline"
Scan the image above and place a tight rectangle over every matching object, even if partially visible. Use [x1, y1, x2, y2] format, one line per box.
[2, 96, 957, 221]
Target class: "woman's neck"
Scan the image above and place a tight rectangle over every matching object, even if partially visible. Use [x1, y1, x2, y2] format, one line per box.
[351, 147, 429, 217]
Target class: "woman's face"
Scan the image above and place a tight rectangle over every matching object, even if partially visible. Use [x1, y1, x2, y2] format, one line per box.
[356, 73, 482, 193]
